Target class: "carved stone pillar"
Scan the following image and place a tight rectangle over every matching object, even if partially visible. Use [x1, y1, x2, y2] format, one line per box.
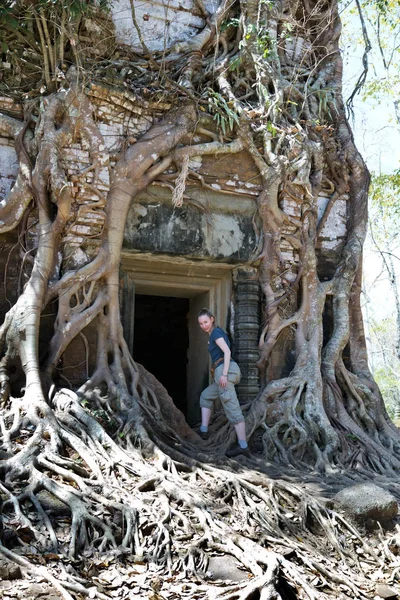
[232, 267, 260, 404]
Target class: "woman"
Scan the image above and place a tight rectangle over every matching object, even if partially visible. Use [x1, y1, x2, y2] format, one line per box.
[197, 309, 249, 457]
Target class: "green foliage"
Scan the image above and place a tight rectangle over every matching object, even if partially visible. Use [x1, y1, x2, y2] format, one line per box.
[374, 0, 389, 11]
[364, 171, 400, 420]
[1, 0, 113, 93]
[374, 366, 400, 419]
[206, 89, 239, 135]
[81, 398, 118, 431]
[0, 2, 18, 29]
[0, 0, 110, 31]
[364, 190, 400, 416]
[266, 121, 277, 137]
[228, 55, 242, 73]
[220, 17, 240, 32]
[366, 0, 399, 27]
[370, 171, 400, 223]
[279, 22, 294, 42]
[363, 77, 400, 103]
[239, 19, 282, 62]
[255, 24, 277, 59]
[367, 317, 400, 419]
[33, 0, 110, 15]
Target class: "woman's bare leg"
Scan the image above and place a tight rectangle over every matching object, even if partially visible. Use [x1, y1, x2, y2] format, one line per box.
[201, 407, 212, 429]
[234, 421, 247, 446]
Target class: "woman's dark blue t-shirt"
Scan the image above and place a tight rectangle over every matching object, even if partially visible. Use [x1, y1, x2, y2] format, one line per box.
[209, 327, 230, 364]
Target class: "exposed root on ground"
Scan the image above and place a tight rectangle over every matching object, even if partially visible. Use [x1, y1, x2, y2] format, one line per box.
[1, 1, 399, 598]
[1, 387, 400, 599]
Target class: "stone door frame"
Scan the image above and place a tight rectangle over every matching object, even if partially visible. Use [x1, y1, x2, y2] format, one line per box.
[120, 251, 233, 424]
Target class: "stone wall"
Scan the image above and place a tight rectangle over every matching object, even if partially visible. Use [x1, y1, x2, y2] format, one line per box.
[111, 0, 219, 52]
[0, 90, 347, 268]
[0, 88, 350, 406]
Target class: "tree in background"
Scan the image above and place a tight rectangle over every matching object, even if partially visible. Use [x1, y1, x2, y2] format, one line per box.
[0, 1, 400, 598]
[342, 0, 400, 124]
[342, 0, 400, 420]
[363, 172, 400, 418]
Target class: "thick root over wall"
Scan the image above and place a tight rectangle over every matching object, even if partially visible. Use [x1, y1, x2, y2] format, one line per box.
[0, 79, 399, 600]
[1, 1, 400, 598]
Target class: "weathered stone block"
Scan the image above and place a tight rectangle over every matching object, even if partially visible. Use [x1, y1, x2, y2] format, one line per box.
[334, 483, 398, 523]
[124, 200, 256, 260]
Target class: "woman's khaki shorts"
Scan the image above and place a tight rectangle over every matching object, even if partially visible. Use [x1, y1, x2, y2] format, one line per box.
[199, 361, 244, 424]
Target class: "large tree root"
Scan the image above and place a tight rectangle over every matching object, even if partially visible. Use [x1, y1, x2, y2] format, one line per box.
[0, 2, 399, 598]
[1, 385, 399, 599]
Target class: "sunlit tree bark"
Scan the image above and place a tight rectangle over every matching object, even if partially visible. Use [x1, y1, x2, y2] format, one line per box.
[0, 1, 398, 598]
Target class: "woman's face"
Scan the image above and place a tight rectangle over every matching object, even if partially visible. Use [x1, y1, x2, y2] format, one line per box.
[198, 315, 214, 334]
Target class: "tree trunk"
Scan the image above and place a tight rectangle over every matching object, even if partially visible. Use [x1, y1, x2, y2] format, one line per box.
[0, 1, 399, 598]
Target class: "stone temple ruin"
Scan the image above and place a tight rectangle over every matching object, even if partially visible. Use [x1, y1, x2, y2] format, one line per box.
[0, 0, 348, 424]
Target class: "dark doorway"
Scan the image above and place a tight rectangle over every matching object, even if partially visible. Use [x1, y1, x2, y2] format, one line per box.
[133, 295, 189, 414]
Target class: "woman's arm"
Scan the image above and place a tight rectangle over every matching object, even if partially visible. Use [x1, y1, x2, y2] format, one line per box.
[215, 337, 231, 388]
